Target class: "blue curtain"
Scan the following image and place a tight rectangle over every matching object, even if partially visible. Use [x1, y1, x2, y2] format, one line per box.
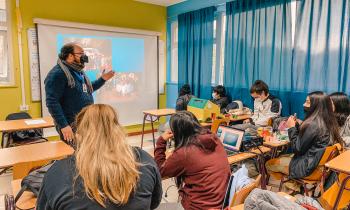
[291, 0, 350, 117]
[224, 0, 294, 116]
[178, 7, 216, 99]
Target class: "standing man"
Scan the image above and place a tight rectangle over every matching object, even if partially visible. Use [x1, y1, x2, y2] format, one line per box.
[45, 43, 115, 147]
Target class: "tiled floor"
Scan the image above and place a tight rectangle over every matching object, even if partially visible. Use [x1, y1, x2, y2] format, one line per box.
[0, 133, 180, 209]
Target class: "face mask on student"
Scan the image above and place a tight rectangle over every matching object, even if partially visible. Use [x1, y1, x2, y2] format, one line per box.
[212, 93, 219, 100]
[304, 106, 310, 118]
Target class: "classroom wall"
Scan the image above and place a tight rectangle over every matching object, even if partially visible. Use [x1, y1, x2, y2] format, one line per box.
[0, 0, 166, 133]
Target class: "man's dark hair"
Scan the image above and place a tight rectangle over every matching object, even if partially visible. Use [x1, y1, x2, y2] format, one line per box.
[250, 80, 269, 95]
[59, 43, 75, 60]
[213, 85, 226, 97]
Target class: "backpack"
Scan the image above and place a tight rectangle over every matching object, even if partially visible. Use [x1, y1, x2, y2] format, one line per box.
[14, 161, 55, 205]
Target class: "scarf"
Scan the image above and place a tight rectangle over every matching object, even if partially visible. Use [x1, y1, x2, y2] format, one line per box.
[57, 59, 93, 93]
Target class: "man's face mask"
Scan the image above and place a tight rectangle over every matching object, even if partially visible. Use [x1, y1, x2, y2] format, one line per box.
[212, 92, 219, 100]
[80, 54, 89, 64]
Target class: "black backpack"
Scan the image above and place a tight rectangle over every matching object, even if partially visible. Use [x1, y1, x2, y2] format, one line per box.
[1, 112, 46, 148]
[14, 161, 55, 206]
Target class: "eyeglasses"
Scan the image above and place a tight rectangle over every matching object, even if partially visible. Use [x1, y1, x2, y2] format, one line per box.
[73, 52, 85, 55]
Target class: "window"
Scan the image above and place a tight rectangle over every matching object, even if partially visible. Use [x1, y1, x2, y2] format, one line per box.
[170, 21, 178, 83]
[0, 0, 12, 85]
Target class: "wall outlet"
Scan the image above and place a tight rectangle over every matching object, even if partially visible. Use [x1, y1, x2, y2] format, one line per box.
[20, 105, 29, 111]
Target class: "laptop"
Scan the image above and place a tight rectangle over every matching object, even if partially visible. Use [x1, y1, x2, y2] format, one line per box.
[217, 126, 245, 157]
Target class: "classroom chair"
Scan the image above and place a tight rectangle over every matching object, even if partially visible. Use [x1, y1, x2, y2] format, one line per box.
[279, 144, 340, 196]
[222, 175, 262, 209]
[318, 173, 350, 210]
[1, 112, 47, 148]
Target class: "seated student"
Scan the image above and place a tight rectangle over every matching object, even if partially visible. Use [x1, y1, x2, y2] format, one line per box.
[176, 84, 194, 111]
[265, 92, 343, 190]
[330, 92, 350, 147]
[154, 111, 231, 210]
[37, 104, 162, 210]
[245, 80, 281, 127]
[211, 85, 230, 113]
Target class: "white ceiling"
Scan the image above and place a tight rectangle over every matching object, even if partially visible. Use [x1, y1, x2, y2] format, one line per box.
[134, 0, 185, 7]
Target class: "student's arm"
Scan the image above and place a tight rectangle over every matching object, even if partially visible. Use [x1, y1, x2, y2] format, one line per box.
[250, 100, 259, 122]
[154, 136, 185, 178]
[91, 77, 106, 92]
[255, 98, 281, 126]
[45, 70, 69, 129]
[36, 178, 52, 210]
[150, 164, 163, 210]
[288, 124, 316, 156]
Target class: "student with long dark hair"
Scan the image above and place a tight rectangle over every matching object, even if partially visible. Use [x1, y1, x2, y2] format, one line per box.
[330, 92, 350, 147]
[266, 92, 343, 190]
[176, 84, 194, 111]
[154, 111, 230, 210]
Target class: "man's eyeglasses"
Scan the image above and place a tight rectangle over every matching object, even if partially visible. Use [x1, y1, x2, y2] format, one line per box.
[73, 52, 85, 55]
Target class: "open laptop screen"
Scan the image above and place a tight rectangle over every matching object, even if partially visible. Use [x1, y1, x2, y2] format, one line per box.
[217, 126, 245, 151]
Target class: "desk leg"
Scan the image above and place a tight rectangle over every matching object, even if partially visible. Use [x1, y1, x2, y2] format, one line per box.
[333, 175, 350, 210]
[141, 114, 147, 149]
[151, 117, 156, 149]
[258, 155, 267, 190]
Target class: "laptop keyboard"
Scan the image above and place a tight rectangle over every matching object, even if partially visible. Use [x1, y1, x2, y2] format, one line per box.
[225, 149, 239, 157]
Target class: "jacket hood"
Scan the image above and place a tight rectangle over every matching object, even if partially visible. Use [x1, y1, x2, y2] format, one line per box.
[196, 130, 219, 152]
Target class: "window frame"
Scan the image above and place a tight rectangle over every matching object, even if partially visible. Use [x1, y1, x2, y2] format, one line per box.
[0, 0, 14, 86]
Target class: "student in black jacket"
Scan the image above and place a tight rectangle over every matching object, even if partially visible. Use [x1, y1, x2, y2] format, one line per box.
[266, 92, 343, 190]
[176, 84, 194, 111]
[36, 104, 162, 210]
[211, 85, 230, 113]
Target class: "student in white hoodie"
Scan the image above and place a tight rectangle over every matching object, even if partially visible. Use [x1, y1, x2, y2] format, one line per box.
[246, 80, 282, 126]
[234, 80, 281, 131]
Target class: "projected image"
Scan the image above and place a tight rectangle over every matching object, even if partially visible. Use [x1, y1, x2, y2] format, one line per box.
[223, 132, 239, 147]
[58, 35, 145, 102]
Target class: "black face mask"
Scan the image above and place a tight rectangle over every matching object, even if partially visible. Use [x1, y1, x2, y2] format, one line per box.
[80, 54, 89, 64]
[304, 106, 310, 118]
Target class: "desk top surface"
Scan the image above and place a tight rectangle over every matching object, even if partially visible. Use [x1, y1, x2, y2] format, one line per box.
[0, 116, 54, 132]
[326, 150, 350, 174]
[263, 140, 289, 148]
[227, 146, 271, 165]
[0, 141, 74, 168]
[12, 179, 36, 209]
[143, 109, 176, 116]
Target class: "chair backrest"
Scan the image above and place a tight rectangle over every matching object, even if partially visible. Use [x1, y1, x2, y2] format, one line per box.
[5, 112, 32, 121]
[211, 118, 230, 134]
[319, 173, 350, 210]
[304, 144, 340, 181]
[230, 175, 261, 207]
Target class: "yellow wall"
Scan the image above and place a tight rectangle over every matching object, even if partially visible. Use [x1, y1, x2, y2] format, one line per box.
[1, 0, 166, 134]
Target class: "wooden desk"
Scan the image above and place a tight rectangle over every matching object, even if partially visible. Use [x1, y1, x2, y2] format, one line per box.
[325, 150, 350, 210]
[200, 114, 251, 127]
[0, 116, 54, 132]
[229, 146, 271, 190]
[263, 140, 290, 159]
[0, 141, 74, 179]
[141, 109, 176, 149]
[12, 179, 36, 210]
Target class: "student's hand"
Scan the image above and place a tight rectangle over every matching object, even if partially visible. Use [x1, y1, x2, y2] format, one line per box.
[286, 116, 296, 128]
[101, 69, 115, 81]
[161, 130, 173, 141]
[243, 119, 250, 124]
[61, 126, 74, 142]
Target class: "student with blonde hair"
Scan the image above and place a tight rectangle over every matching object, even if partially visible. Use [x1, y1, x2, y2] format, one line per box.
[36, 104, 162, 210]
